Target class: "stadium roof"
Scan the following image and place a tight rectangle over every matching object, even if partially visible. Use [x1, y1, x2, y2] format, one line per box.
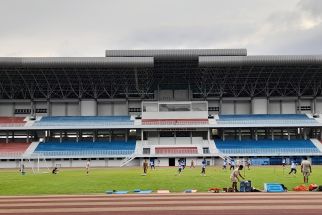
[0, 49, 322, 100]
[105, 49, 247, 58]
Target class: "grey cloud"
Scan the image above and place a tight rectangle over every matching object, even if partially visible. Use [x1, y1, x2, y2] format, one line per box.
[0, 0, 321, 56]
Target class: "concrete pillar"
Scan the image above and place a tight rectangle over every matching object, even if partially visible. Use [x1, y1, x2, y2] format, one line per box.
[267, 97, 270, 114]
[219, 98, 223, 114]
[6, 131, 9, 143]
[110, 130, 112, 142]
[280, 100, 282, 114]
[238, 129, 242, 141]
[26, 131, 29, 142]
[233, 100, 237, 115]
[250, 97, 253, 114]
[93, 130, 96, 142]
[287, 128, 290, 140]
[190, 131, 192, 144]
[141, 129, 144, 142]
[76, 130, 79, 142]
[222, 130, 225, 141]
[271, 129, 274, 140]
[313, 98, 317, 114]
[125, 130, 128, 142]
[47, 99, 51, 116]
[60, 131, 62, 143]
[297, 97, 301, 114]
[255, 129, 258, 141]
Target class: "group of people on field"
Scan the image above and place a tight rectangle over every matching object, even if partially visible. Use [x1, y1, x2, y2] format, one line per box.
[229, 157, 313, 192]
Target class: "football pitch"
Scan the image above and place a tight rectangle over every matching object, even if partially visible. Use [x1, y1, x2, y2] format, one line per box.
[1, 166, 321, 195]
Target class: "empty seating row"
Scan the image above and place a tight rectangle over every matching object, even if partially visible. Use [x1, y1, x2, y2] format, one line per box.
[215, 139, 321, 155]
[217, 114, 317, 124]
[34, 116, 134, 126]
[0, 142, 30, 153]
[34, 140, 136, 156]
[155, 147, 198, 155]
[142, 119, 208, 125]
[0, 117, 26, 127]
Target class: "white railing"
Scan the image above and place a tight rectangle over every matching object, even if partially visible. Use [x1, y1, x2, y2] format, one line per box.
[33, 150, 134, 156]
[217, 120, 317, 124]
[218, 148, 321, 155]
[142, 120, 208, 125]
[0, 152, 24, 158]
[0, 123, 26, 127]
[155, 148, 198, 154]
[120, 153, 137, 167]
[33, 121, 134, 126]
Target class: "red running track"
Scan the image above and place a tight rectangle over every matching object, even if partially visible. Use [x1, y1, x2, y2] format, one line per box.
[1, 192, 322, 215]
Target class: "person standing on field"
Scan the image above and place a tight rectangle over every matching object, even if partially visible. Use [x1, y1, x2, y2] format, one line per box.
[301, 157, 312, 184]
[230, 165, 245, 192]
[86, 159, 90, 174]
[190, 159, 195, 168]
[201, 159, 206, 176]
[143, 159, 148, 175]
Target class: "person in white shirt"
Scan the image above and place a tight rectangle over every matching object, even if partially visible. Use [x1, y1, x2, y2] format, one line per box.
[86, 160, 90, 174]
[301, 157, 312, 184]
[229, 159, 235, 170]
[288, 161, 297, 175]
[230, 165, 245, 192]
[223, 159, 227, 170]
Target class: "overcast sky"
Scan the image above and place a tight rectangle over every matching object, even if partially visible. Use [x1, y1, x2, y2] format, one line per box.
[0, 0, 321, 56]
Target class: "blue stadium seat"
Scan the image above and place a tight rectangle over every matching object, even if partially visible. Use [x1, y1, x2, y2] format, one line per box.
[34, 116, 133, 126]
[34, 140, 136, 156]
[217, 114, 317, 124]
[215, 139, 320, 155]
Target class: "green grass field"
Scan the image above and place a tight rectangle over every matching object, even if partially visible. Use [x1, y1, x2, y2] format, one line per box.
[0, 166, 321, 195]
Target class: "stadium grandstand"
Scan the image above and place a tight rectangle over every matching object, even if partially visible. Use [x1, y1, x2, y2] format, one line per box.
[1, 48, 322, 168]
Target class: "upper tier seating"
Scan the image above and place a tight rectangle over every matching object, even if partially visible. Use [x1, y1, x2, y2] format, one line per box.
[142, 119, 208, 125]
[215, 139, 320, 155]
[34, 116, 133, 126]
[217, 114, 317, 124]
[155, 147, 198, 154]
[34, 140, 136, 156]
[0, 117, 25, 127]
[0, 142, 30, 153]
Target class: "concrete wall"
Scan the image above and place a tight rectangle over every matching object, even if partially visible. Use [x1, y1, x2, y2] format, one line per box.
[174, 90, 189, 101]
[281, 100, 296, 114]
[236, 101, 251, 114]
[98, 102, 113, 116]
[80, 100, 97, 116]
[316, 99, 322, 114]
[268, 101, 281, 114]
[51, 103, 66, 116]
[0, 103, 14, 116]
[252, 98, 267, 114]
[221, 101, 234, 114]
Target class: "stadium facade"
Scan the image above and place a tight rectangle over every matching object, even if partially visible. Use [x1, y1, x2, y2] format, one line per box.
[1, 49, 322, 169]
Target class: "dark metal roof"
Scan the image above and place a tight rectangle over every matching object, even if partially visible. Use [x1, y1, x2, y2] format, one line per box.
[105, 49, 247, 57]
[199, 55, 322, 66]
[0, 57, 154, 68]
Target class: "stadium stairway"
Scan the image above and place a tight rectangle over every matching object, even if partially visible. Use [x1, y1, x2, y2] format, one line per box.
[310, 139, 322, 153]
[23, 141, 40, 156]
